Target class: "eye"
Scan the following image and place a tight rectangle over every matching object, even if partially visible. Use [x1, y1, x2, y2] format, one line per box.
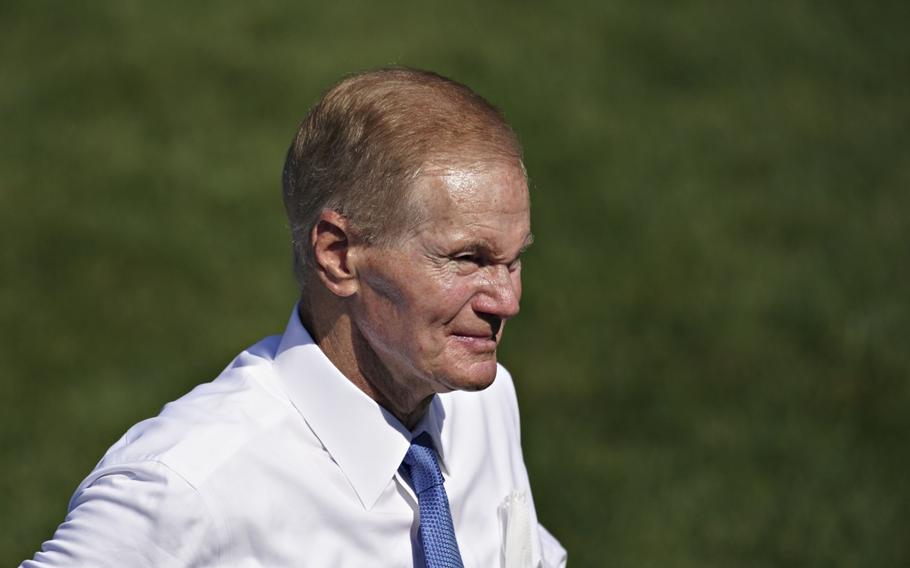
[454, 253, 483, 266]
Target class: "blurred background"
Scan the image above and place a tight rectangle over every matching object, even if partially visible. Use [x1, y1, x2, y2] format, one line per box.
[2, 1, 908, 565]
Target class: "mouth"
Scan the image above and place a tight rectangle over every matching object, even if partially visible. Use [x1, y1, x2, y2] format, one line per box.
[451, 331, 499, 352]
[449, 316, 503, 353]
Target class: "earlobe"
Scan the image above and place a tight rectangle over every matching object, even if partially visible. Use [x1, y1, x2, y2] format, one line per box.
[311, 210, 359, 297]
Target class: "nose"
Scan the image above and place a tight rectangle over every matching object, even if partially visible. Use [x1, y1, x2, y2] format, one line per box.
[474, 264, 521, 320]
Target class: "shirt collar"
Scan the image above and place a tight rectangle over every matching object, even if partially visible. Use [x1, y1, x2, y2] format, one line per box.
[272, 307, 449, 510]
[412, 395, 450, 474]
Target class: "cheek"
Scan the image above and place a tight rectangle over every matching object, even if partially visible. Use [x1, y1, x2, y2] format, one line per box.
[362, 272, 450, 336]
[413, 268, 471, 314]
[440, 278, 482, 315]
[362, 265, 409, 306]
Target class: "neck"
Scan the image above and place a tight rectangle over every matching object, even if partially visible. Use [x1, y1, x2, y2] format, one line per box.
[298, 300, 433, 429]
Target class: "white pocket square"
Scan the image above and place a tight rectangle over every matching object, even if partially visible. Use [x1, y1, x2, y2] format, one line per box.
[498, 490, 533, 568]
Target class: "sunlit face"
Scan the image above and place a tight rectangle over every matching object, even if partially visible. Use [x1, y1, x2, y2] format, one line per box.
[350, 160, 532, 400]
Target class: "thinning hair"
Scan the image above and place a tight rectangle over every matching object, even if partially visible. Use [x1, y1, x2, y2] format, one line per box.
[282, 67, 524, 290]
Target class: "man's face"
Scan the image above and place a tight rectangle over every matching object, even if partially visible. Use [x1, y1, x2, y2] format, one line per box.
[350, 160, 531, 400]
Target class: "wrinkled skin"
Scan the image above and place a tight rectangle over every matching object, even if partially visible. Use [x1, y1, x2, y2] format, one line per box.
[336, 160, 532, 426]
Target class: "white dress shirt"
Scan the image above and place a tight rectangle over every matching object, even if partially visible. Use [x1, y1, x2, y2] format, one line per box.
[23, 309, 566, 567]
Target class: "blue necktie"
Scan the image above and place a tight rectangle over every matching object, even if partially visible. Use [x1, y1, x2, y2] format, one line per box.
[401, 432, 465, 568]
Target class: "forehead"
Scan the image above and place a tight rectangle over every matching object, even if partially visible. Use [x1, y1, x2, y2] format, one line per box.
[407, 161, 531, 246]
[416, 160, 527, 210]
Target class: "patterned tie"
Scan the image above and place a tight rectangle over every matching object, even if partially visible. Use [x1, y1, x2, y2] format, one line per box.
[400, 432, 465, 568]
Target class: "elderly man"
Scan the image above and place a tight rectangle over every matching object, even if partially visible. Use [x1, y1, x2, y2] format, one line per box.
[24, 68, 566, 567]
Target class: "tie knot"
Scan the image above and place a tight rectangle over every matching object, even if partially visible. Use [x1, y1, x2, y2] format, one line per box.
[402, 432, 445, 495]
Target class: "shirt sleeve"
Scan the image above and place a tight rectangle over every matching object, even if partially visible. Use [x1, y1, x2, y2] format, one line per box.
[21, 461, 222, 568]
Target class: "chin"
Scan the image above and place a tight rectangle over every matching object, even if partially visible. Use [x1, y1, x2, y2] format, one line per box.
[442, 359, 499, 392]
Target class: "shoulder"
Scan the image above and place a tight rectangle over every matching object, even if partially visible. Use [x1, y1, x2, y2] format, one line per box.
[87, 334, 294, 490]
[35, 336, 292, 567]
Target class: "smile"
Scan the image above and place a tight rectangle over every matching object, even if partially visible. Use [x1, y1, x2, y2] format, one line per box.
[451, 333, 498, 352]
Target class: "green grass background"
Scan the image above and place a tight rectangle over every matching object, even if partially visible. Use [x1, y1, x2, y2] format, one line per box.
[2, 1, 908, 565]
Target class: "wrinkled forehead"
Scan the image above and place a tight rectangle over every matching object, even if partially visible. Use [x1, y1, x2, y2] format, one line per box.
[414, 156, 527, 199]
[403, 159, 530, 235]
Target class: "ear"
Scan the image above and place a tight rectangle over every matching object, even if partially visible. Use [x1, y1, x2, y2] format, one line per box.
[310, 210, 360, 297]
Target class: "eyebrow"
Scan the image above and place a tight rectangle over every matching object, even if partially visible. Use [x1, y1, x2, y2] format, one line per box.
[455, 233, 534, 259]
